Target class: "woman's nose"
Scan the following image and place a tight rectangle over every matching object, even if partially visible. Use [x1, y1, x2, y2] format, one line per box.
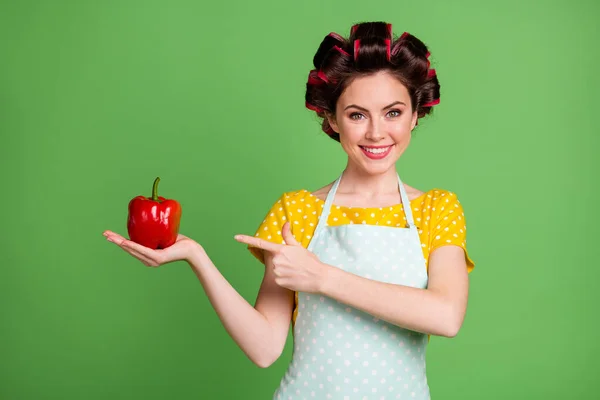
[365, 120, 384, 140]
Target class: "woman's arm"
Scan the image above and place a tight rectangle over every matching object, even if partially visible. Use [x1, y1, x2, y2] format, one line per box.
[319, 245, 469, 337]
[188, 245, 294, 368]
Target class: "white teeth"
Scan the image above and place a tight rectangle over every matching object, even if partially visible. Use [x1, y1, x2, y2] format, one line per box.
[363, 146, 390, 154]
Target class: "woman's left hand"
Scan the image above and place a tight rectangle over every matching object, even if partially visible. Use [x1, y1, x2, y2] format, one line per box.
[234, 222, 329, 294]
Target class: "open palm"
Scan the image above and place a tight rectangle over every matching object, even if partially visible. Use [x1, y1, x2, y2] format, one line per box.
[103, 230, 198, 267]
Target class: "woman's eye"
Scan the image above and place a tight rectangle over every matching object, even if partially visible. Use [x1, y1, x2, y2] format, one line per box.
[349, 110, 401, 120]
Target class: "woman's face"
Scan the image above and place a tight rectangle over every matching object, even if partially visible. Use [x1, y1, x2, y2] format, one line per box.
[328, 71, 418, 176]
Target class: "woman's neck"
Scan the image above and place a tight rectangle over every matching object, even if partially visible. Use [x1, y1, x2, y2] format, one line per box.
[337, 162, 400, 198]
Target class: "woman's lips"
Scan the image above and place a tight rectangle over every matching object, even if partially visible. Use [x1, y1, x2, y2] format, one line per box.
[359, 145, 394, 160]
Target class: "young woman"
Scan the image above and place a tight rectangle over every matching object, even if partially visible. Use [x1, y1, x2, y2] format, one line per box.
[104, 21, 475, 400]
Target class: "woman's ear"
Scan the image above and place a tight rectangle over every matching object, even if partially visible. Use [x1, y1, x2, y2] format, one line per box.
[326, 112, 339, 133]
[410, 110, 418, 130]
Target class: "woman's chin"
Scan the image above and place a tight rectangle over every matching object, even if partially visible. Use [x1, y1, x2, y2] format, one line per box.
[354, 159, 397, 175]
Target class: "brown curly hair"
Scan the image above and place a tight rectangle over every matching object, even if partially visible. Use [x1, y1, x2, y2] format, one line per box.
[305, 21, 441, 142]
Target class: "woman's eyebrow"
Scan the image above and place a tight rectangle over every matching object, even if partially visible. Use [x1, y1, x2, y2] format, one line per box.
[344, 101, 406, 112]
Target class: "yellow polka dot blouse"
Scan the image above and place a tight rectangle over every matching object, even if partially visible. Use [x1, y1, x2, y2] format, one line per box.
[248, 188, 475, 326]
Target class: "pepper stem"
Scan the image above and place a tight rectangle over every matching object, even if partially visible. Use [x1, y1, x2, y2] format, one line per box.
[151, 177, 160, 201]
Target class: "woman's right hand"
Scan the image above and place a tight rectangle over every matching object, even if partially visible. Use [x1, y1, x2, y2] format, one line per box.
[103, 230, 201, 268]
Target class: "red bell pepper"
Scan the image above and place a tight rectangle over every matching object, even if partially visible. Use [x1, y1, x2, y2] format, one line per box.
[127, 177, 182, 249]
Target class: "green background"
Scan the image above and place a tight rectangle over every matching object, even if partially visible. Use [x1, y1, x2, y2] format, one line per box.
[1, 0, 598, 399]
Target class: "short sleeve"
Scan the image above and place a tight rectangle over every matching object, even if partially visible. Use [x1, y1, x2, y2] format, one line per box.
[429, 191, 475, 272]
[247, 193, 289, 264]
[247, 190, 319, 264]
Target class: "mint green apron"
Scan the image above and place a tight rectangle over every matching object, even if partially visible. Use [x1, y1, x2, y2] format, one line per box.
[273, 173, 430, 400]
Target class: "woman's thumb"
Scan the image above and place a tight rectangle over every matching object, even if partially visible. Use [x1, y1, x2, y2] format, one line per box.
[282, 222, 300, 246]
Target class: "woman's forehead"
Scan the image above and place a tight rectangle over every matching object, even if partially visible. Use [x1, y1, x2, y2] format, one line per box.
[339, 73, 410, 107]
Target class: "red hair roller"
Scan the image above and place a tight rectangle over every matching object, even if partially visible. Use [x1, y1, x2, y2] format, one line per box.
[423, 98, 440, 107]
[317, 70, 329, 83]
[305, 101, 324, 113]
[328, 32, 344, 42]
[390, 31, 410, 57]
[307, 70, 324, 85]
[334, 45, 350, 57]
[384, 39, 391, 61]
[354, 39, 361, 60]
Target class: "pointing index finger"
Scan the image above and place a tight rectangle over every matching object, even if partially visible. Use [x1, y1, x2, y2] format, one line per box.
[234, 235, 282, 253]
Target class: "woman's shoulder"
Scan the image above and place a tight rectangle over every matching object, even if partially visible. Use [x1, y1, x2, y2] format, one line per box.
[413, 188, 466, 221]
[275, 189, 320, 205]
[308, 182, 334, 202]
[416, 188, 461, 202]
[261, 189, 323, 219]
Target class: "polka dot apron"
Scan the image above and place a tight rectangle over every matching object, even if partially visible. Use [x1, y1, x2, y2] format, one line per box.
[273, 173, 431, 400]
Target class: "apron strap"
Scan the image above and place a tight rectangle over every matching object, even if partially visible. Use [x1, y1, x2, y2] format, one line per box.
[397, 174, 417, 229]
[309, 174, 342, 249]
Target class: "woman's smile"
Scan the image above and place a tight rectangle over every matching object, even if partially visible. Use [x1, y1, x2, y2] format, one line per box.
[359, 144, 395, 159]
